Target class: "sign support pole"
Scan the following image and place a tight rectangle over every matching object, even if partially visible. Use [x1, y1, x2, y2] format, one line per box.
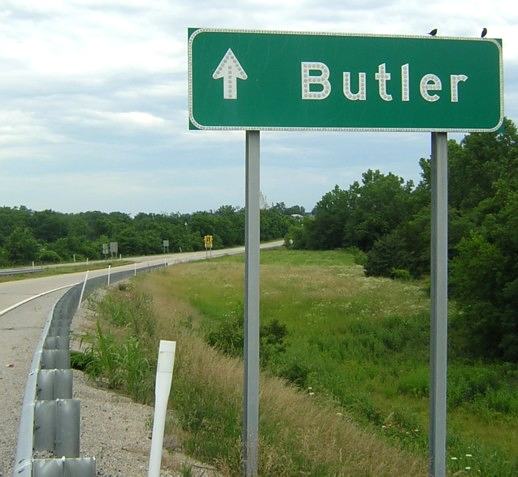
[243, 130, 260, 477]
[429, 132, 448, 477]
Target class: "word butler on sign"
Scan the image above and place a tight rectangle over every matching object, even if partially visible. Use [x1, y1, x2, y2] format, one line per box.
[189, 29, 503, 132]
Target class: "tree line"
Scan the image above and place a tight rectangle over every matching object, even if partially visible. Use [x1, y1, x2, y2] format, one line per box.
[0, 203, 303, 267]
[287, 118, 517, 361]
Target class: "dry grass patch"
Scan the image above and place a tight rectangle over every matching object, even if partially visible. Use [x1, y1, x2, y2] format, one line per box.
[138, 270, 427, 476]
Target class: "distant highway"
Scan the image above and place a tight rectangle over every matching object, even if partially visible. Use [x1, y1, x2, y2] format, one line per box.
[0, 241, 283, 316]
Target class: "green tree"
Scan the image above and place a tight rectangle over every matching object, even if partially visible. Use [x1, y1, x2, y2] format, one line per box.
[304, 185, 350, 249]
[451, 181, 518, 361]
[343, 170, 416, 251]
[5, 226, 40, 264]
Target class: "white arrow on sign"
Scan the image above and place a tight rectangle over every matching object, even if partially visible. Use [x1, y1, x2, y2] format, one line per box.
[212, 48, 248, 100]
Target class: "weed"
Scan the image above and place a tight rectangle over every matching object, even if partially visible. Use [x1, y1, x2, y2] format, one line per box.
[279, 361, 310, 388]
[179, 464, 193, 477]
[205, 304, 288, 367]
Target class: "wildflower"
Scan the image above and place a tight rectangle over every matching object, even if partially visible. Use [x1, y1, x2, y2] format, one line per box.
[465, 454, 472, 457]
[465, 467, 471, 471]
[308, 392, 315, 396]
[451, 457, 458, 461]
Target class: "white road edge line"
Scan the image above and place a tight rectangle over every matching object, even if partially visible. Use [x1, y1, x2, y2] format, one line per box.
[0, 282, 82, 318]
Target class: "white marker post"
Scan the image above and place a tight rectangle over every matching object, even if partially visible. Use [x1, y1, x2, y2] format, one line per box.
[243, 130, 260, 477]
[107, 265, 111, 286]
[77, 270, 89, 313]
[148, 340, 176, 477]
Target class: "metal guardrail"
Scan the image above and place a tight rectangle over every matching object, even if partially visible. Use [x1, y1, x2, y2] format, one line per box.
[13, 263, 167, 477]
[0, 267, 44, 277]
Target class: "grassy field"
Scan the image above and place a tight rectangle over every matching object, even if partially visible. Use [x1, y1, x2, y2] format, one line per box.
[77, 249, 517, 476]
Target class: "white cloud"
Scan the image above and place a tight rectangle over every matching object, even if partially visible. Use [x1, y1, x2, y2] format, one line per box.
[0, 0, 516, 213]
[0, 110, 65, 147]
[88, 110, 167, 128]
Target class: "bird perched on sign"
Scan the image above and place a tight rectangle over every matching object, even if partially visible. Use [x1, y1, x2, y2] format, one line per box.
[481, 28, 488, 38]
[429, 28, 438, 36]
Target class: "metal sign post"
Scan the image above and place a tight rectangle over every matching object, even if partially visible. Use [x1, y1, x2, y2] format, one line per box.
[430, 132, 448, 477]
[163, 240, 170, 254]
[243, 130, 260, 477]
[109, 241, 118, 259]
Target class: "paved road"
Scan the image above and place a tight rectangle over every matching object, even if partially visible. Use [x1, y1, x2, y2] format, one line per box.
[0, 241, 283, 316]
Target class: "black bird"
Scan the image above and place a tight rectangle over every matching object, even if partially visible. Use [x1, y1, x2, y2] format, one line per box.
[481, 28, 487, 38]
[429, 28, 438, 36]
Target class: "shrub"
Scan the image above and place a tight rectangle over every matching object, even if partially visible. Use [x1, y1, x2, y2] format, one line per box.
[451, 231, 518, 361]
[205, 307, 243, 358]
[448, 365, 500, 408]
[205, 306, 288, 367]
[38, 249, 62, 263]
[397, 368, 429, 398]
[364, 231, 408, 277]
[279, 361, 309, 388]
[391, 268, 412, 281]
[344, 246, 367, 266]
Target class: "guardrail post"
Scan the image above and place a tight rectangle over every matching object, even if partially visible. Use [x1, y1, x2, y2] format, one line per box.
[33, 457, 96, 477]
[37, 370, 73, 400]
[41, 349, 70, 370]
[34, 399, 80, 457]
[55, 399, 81, 457]
[44, 335, 69, 350]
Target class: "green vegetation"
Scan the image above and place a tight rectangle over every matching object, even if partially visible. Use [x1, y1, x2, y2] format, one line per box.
[0, 202, 302, 267]
[162, 250, 516, 476]
[77, 249, 516, 476]
[76, 289, 157, 400]
[76, 258, 427, 476]
[289, 118, 517, 361]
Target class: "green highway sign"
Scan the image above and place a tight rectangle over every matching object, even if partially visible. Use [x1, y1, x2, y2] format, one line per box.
[188, 28, 503, 132]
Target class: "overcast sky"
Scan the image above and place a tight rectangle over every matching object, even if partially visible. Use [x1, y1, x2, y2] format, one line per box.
[1, 0, 516, 214]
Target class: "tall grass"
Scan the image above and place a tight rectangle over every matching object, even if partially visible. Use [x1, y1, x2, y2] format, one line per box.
[76, 250, 517, 476]
[75, 283, 157, 403]
[77, 274, 426, 475]
[140, 249, 517, 476]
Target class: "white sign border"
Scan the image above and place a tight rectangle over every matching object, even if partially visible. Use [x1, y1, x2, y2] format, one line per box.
[188, 27, 504, 133]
